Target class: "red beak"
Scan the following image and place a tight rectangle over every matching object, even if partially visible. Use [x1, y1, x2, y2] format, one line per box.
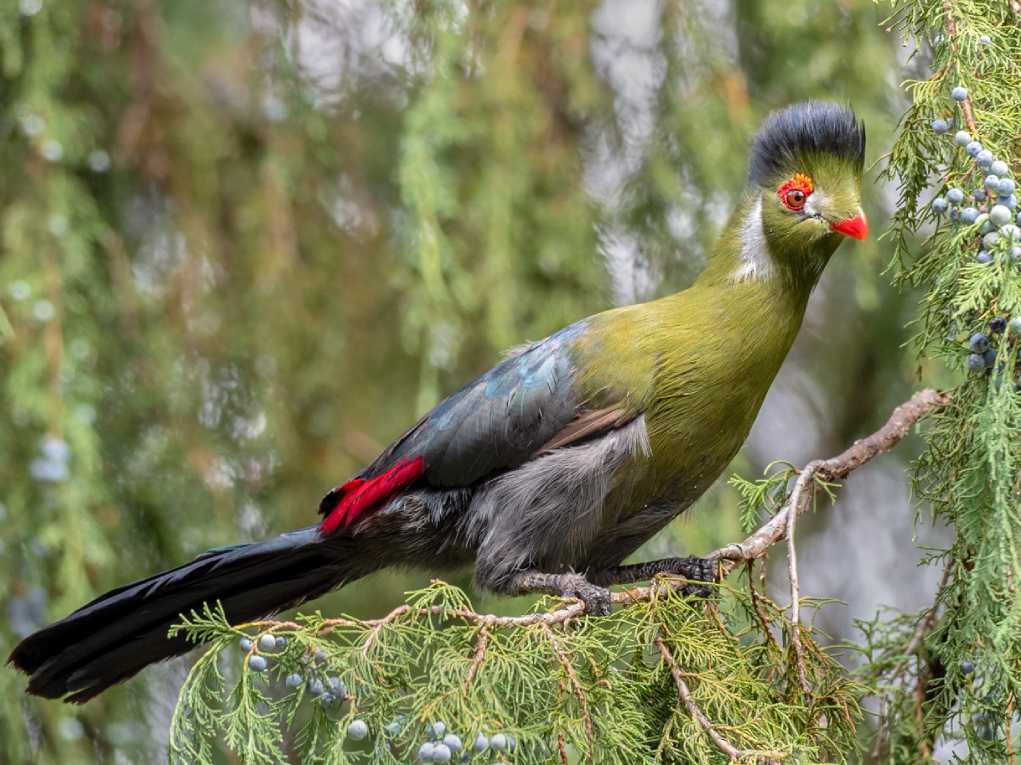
[830, 212, 868, 240]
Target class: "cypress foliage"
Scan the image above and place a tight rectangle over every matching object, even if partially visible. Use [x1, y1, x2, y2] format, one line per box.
[862, 1, 1021, 761]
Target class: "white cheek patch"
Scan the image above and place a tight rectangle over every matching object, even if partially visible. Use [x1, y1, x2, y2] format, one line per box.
[730, 193, 776, 284]
[803, 188, 827, 219]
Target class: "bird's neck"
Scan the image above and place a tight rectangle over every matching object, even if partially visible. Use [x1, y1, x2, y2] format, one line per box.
[649, 190, 830, 404]
[694, 189, 836, 299]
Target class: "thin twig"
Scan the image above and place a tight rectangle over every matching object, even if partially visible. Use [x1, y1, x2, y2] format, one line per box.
[942, 0, 978, 135]
[746, 562, 781, 655]
[463, 626, 490, 691]
[360, 605, 410, 656]
[913, 667, 933, 762]
[895, 564, 952, 683]
[654, 634, 744, 760]
[711, 388, 948, 575]
[870, 563, 952, 760]
[1007, 693, 1017, 765]
[654, 634, 787, 761]
[557, 734, 569, 765]
[541, 623, 595, 754]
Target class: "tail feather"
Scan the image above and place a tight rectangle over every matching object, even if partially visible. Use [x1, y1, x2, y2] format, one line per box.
[8, 526, 369, 703]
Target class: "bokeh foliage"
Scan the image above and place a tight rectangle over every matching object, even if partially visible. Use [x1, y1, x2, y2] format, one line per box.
[4, 0, 1008, 762]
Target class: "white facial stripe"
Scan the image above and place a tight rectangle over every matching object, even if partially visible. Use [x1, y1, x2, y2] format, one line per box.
[803, 188, 826, 219]
[730, 193, 775, 283]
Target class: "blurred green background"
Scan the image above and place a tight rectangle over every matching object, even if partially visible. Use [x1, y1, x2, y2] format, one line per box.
[1, 0, 942, 762]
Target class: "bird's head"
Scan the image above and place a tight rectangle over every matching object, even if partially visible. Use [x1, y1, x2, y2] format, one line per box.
[743, 101, 867, 285]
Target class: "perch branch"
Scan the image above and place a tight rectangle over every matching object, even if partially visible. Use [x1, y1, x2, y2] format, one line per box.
[710, 388, 948, 574]
[244, 390, 947, 638]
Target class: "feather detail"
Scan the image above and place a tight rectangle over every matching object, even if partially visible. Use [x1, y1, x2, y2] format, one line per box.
[538, 406, 632, 452]
[319, 457, 425, 534]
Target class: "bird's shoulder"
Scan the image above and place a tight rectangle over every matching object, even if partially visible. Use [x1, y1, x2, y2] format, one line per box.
[355, 311, 656, 490]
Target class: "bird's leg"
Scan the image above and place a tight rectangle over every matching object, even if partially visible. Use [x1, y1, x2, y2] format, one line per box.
[588, 556, 716, 598]
[504, 570, 613, 616]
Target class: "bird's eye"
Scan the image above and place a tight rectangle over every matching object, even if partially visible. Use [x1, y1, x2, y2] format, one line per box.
[777, 172, 814, 212]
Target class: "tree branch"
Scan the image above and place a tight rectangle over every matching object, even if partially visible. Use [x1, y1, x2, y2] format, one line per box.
[244, 389, 947, 639]
[710, 388, 949, 574]
[785, 465, 814, 693]
[463, 625, 490, 691]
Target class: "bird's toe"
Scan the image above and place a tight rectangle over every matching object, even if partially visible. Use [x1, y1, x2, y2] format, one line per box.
[560, 574, 613, 616]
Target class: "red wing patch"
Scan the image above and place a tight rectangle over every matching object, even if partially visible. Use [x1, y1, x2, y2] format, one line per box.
[319, 457, 425, 535]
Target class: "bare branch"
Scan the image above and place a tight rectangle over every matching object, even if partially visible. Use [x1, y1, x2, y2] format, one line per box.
[242, 390, 947, 635]
[711, 388, 948, 574]
[785, 464, 815, 694]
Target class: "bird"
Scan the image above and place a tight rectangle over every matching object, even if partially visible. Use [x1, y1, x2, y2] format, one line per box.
[9, 100, 867, 703]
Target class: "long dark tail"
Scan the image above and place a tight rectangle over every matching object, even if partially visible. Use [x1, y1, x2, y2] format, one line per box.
[8, 526, 371, 703]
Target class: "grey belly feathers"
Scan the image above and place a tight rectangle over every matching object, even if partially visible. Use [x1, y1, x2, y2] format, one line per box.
[373, 415, 688, 592]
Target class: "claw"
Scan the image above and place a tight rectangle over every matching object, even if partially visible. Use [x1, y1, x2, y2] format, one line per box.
[673, 556, 716, 599]
[559, 574, 612, 616]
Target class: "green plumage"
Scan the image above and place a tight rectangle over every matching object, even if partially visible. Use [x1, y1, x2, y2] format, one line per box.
[571, 115, 866, 531]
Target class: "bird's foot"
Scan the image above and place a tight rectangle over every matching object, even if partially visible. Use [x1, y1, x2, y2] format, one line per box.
[555, 573, 613, 617]
[504, 570, 613, 616]
[668, 556, 716, 599]
[591, 555, 717, 598]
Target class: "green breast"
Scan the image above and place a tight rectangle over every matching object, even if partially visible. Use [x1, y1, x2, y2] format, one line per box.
[586, 273, 809, 510]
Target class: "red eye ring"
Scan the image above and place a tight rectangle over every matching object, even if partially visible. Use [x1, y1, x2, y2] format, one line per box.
[777, 172, 814, 211]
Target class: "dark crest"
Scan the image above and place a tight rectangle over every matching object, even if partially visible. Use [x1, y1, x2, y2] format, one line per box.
[748, 101, 865, 185]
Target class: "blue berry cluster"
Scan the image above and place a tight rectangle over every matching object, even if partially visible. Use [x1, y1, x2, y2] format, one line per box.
[929, 102, 1021, 265]
[963, 316, 1021, 386]
[235, 636, 523, 760]
[238, 634, 353, 708]
[410, 723, 515, 763]
[239, 633, 291, 672]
